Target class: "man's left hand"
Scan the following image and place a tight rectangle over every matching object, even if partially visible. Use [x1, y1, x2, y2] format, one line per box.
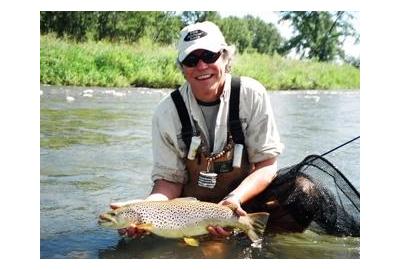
[207, 194, 247, 237]
[219, 193, 247, 216]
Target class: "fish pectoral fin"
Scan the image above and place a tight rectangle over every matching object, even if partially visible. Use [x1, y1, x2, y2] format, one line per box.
[135, 223, 154, 231]
[183, 237, 200, 247]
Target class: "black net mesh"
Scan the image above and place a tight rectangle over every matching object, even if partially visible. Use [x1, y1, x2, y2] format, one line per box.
[276, 155, 360, 236]
[244, 154, 360, 237]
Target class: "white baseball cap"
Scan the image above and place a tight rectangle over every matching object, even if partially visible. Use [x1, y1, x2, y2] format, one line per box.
[177, 21, 227, 62]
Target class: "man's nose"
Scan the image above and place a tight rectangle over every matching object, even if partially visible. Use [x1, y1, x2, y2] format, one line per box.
[195, 59, 209, 70]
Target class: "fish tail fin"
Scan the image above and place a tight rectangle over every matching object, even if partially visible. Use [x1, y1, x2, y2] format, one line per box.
[239, 212, 269, 242]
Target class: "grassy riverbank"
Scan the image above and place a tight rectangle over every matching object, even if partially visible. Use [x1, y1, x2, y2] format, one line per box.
[40, 35, 359, 90]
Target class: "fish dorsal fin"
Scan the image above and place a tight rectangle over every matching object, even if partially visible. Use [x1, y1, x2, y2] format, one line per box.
[172, 197, 198, 201]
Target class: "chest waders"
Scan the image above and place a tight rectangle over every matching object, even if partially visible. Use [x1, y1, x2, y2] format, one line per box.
[171, 77, 252, 203]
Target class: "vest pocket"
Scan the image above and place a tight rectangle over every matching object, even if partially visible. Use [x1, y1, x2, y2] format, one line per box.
[213, 159, 233, 173]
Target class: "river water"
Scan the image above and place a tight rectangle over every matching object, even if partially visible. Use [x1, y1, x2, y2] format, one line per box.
[40, 85, 360, 259]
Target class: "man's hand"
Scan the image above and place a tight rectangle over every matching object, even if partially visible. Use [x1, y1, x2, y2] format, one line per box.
[219, 193, 247, 216]
[117, 226, 150, 239]
[207, 226, 233, 237]
[207, 194, 247, 237]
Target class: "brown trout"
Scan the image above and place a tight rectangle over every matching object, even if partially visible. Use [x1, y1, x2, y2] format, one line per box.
[98, 198, 269, 246]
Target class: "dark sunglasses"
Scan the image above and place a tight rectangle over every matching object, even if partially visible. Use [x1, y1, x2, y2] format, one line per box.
[181, 50, 222, 67]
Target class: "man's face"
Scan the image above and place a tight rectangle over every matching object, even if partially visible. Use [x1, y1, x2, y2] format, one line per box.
[181, 49, 226, 100]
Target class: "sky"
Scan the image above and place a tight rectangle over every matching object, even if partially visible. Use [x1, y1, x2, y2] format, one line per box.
[219, 11, 360, 58]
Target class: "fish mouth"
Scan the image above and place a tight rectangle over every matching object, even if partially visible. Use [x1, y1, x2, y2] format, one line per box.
[98, 213, 117, 226]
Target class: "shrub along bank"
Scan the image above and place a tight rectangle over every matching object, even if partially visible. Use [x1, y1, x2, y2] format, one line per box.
[40, 35, 360, 90]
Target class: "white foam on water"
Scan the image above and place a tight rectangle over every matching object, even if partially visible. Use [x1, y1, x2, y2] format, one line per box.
[66, 96, 75, 102]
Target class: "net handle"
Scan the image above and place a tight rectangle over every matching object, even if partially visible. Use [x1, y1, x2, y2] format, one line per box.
[305, 136, 361, 200]
[320, 136, 360, 157]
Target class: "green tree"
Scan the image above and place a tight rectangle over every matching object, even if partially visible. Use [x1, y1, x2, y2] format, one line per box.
[244, 15, 283, 55]
[40, 11, 96, 41]
[95, 11, 120, 41]
[149, 12, 182, 44]
[218, 16, 252, 53]
[279, 11, 358, 61]
[181, 11, 221, 26]
[114, 12, 154, 42]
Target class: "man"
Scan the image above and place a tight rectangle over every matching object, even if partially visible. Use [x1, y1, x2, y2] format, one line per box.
[112, 21, 285, 238]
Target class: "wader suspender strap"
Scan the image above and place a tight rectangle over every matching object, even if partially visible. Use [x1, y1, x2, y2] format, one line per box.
[170, 76, 245, 150]
[171, 88, 193, 149]
[229, 77, 245, 145]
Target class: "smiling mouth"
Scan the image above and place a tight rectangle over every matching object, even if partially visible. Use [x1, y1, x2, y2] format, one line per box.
[196, 74, 213, 80]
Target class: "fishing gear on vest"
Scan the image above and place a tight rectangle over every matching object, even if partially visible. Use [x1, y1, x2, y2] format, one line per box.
[171, 76, 243, 189]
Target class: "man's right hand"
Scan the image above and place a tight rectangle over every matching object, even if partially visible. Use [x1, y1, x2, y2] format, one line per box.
[117, 226, 149, 238]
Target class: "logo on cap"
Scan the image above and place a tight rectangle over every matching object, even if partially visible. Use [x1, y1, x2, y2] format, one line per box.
[184, 29, 207, 42]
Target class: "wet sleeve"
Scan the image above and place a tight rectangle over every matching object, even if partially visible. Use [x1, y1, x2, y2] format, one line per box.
[151, 104, 188, 184]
